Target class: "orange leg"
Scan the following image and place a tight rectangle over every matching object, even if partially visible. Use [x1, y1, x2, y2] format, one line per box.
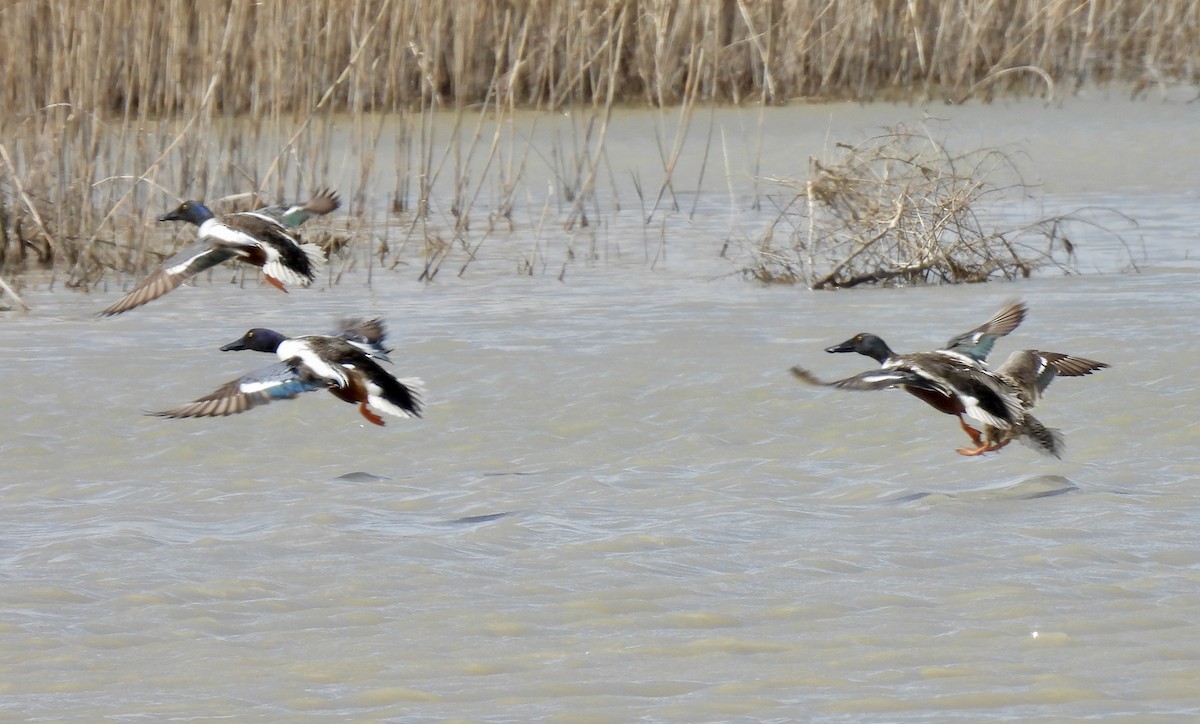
[955, 427, 1011, 457]
[264, 275, 289, 293]
[358, 401, 385, 426]
[957, 415, 983, 447]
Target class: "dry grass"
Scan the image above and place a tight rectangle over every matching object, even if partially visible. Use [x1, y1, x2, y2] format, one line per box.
[2, 1, 1196, 113]
[0, 0, 1191, 295]
[745, 123, 1134, 288]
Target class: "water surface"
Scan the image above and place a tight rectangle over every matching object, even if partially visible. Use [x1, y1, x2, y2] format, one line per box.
[2, 93, 1199, 720]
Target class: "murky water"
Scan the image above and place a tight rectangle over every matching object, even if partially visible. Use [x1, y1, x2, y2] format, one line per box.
[3, 92, 1200, 720]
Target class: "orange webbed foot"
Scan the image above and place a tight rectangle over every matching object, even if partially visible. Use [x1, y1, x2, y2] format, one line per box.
[265, 275, 289, 293]
[358, 401, 385, 426]
[955, 441, 1006, 457]
[956, 444, 990, 457]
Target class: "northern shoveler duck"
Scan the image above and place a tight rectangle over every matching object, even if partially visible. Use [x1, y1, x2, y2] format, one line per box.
[151, 320, 422, 426]
[817, 300, 1027, 449]
[965, 350, 1108, 457]
[791, 352, 1028, 453]
[99, 190, 338, 316]
[791, 301, 1108, 457]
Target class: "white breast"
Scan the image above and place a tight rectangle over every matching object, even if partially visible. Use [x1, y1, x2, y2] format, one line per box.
[277, 339, 347, 386]
[199, 218, 262, 248]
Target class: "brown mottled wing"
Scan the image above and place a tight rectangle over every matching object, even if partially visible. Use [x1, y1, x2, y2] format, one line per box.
[338, 317, 385, 344]
[993, 350, 1108, 408]
[300, 188, 341, 217]
[975, 299, 1027, 338]
[1041, 352, 1108, 377]
[1019, 413, 1066, 458]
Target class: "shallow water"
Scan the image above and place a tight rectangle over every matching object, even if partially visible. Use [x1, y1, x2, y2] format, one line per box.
[3, 93, 1200, 720]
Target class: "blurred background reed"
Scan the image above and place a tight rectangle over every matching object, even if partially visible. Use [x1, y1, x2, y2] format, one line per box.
[0, 0, 1195, 290]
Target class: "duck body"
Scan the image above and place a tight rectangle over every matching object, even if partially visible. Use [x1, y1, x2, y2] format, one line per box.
[191, 212, 323, 292]
[101, 191, 336, 316]
[153, 321, 422, 426]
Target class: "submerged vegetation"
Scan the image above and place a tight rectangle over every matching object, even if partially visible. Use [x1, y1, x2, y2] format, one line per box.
[0, 0, 1191, 298]
[745, 124, 1133, 287]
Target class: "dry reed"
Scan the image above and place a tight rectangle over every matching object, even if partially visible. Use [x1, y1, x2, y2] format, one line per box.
[745, 123, 1134, 288]
[0, 1, 1190, 290]
[3, 1, 1196, 114]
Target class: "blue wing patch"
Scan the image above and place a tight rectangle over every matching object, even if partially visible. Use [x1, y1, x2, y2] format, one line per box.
[152, 362, 326, 419]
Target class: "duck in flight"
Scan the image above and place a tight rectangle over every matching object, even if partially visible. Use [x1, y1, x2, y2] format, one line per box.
[790, 300, 1108, 456]
[811, 300, 1027, 450]
[99, 189, 337, 316]
[151, 318, 423, 426]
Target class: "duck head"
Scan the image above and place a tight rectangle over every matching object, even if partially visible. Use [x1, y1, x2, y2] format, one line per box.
[221, 328, 288, 353]
[825, 333, 896, 365]
[158, 200, 215, 226]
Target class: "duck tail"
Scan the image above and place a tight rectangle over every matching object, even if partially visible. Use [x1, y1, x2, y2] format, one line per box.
[300, 243, 327, 274]
[367, 376, 425, 420]
[1018, 415, 1066, 459]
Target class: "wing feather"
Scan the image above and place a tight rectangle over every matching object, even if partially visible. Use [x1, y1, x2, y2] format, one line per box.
[941, 300, 1027, 362]
[151, 362, 324, 419]
[790, 365, 945, 394]
[1041, 352, 1108, 377]
[100, 245, 237, 316]
[336, 318, 392, 361]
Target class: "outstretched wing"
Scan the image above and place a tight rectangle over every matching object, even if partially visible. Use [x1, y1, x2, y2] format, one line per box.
[941, 299, 1027, 363]
[336, 318, 392, 362]
[150, 362, 325, 419]
[790, 365, 947, 394]
[995, 350, 1109, 405]
[251, 189, 341, 228]
[100, 244, 237, 316]
[792, 360, 1022, 430]
[1042, 352, 1108, 377]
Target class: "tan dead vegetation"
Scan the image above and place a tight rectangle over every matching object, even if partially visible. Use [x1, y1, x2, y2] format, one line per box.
[0, 1, 1188, 302]
[746, 123, 1135, 288]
